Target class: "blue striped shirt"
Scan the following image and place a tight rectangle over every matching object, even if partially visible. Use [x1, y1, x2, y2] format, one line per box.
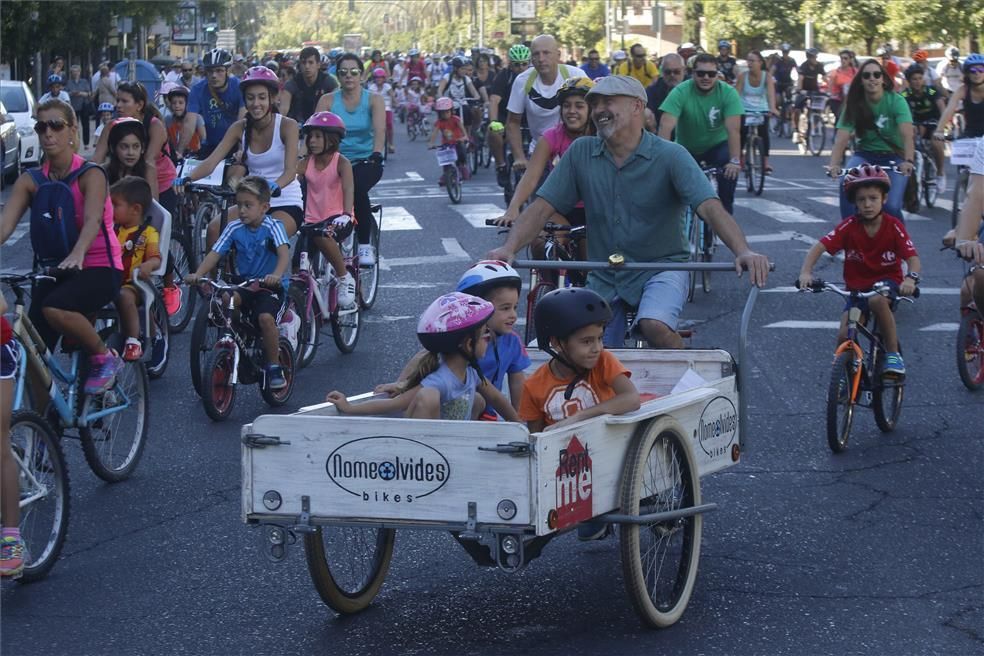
[212, 217, 290, 288]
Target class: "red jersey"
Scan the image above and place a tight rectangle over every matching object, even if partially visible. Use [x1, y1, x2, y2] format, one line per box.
[435, 116, 466, 144]
[820, 214, 917, 290]
[1, 316, 12, 345]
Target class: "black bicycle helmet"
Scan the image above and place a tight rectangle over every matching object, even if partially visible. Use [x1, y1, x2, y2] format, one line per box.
[202, 48, 233, 68]
[534, 287, 611, 350]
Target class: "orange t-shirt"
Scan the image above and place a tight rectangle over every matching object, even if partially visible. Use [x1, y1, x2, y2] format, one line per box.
[519, 350, 631, 427]
[435, 116, 466, 144]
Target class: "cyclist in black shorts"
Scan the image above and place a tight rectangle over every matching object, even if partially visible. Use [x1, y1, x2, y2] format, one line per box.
[489, 44, 531, 187]
[793, 48, 824, 145]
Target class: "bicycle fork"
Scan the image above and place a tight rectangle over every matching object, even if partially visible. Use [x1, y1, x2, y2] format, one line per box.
[833, 338, 865, 404]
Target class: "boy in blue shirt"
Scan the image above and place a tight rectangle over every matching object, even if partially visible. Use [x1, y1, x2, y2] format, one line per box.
[184, 176, 290, 389]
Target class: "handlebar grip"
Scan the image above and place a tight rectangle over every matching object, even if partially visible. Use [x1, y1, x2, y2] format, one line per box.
[485, 218, 500, 226]
[911, 287, 921, 299]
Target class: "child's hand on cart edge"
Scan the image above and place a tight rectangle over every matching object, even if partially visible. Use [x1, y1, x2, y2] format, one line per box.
[325, 391, 353, 412]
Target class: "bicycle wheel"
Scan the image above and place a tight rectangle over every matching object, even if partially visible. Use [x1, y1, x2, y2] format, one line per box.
[331, 298, 361, 354]
[524, 281, 556, 346]
[751, 137, 765, 196]
[744, 140, 754, 193]
[446, 165, 462, 204]
[202, 343, 236, 421]
[189, 301, 222, 397]
[469, 141, 480, 175]
[872, 346, 904, 432]
[78, 358, 150, 482]
[166, 234, 196, 333]
[620, 417, 702, 628]
[289, 283, 319, 369]
[826, 351, 856, 453]
[686, 211, 700, 303]
[359, 221, 382, 310]
[407, 120, 417, 141]
[956, 312, 984, 391]
[145, 290, 170, 380]
[260, 338, 295, 407]
[922, 157, 939, 207]
[192, 201, 218, 262]
[11, 410, 70, 582]
[807, 113, 825, 156]
[951, 169, 969, 229]
[481, 138, 492, 167]
[304, 525, 396, 615]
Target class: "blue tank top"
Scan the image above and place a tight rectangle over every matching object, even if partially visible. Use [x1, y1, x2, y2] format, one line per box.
[740, 71, 768, 113]
[334, 90, 374, 160]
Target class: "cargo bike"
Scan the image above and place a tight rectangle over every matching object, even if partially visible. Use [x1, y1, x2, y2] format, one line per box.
[241, 261, 766, 628]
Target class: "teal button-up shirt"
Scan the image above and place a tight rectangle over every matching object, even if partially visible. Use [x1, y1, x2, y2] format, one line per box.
[536, 130, 717, 306]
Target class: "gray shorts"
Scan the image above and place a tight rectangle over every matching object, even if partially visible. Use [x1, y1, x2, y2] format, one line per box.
[601, 270, 689, 347]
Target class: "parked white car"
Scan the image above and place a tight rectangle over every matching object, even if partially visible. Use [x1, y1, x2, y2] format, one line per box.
[0, 80, 39, 167]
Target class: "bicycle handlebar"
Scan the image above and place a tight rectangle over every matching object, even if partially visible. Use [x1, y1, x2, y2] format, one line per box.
[794, 278, 919, 300]
[513, 259, 776, 272]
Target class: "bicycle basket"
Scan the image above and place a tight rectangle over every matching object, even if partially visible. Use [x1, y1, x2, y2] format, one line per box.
[745, 113, 766, 126]
[436, 145, 458, 166]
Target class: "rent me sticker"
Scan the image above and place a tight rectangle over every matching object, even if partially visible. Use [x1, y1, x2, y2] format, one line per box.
[554, 435, 592, 530]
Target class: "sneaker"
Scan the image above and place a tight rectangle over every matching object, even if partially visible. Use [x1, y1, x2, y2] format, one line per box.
[937, 174, 946, 194]
[577, 522, 610, 541]
[358, 244, 376, 266]
[162, 285, 181, 316]
[0, 535, 24, 578]
[84, 350, 124, 395]
[496, 165, 510, 187]
[883, 352, 906, 377]
[122, 338, 143, 362]
[265, 364, 287, 391]
[149, 333, 168, 371]
[337, 272, 357, 308]
[792, 131, 802, 144]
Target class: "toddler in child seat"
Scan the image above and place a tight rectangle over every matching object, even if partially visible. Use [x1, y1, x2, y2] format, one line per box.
[326, 292, 521, 421]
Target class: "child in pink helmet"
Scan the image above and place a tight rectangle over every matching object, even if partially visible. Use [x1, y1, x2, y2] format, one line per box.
[428, 96, 470, 183]
[326, 292, 521, 420]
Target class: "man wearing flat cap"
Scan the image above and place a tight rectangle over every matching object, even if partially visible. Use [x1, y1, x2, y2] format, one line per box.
[489, 75, 769, 349]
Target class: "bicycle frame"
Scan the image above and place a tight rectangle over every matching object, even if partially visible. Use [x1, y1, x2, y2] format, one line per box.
[832, 305, 878, 406]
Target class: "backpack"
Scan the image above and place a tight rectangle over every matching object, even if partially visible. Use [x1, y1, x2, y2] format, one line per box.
[28, 162, 101, 267]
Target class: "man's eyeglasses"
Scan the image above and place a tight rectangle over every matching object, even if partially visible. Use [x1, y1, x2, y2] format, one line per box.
[663, 68, 683, 76]
[337, 69, 362, 77]
[181, 68, 193, 73]
[694, 70, 718, 78]
[34, 119, 68, 134]
[861, 70, 883, 80]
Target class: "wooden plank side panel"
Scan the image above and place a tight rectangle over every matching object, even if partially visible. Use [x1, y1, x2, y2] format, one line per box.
[243, 415, 535, 527]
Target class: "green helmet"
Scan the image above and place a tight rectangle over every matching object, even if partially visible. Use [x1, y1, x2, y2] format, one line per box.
[509, 44, 531, 63]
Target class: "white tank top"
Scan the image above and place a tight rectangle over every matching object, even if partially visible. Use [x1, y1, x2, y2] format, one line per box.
[242, 113, 303, 209]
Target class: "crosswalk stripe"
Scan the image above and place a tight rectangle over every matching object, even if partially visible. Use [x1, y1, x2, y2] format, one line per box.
[735, 198, 825, 223]
[5, 224, 29, 245]
[764, 320, 841, 329]
[808, 195, 931, 221]
[935, 198, 953, 212]
[450, 203, 504, 228]
[381, 206, 422, 231]
[919, 322, 959, 331]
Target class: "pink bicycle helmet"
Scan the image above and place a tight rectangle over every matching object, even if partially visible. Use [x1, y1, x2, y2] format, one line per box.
[302, 111, 346, 138]
[434, 97, 454, 112]
[417, 292, 493, 354]
[372, 67, 387, 78]
[159, 81, 189, 98]
[241, 66, 280, 95]
[844, 164, 891, 201]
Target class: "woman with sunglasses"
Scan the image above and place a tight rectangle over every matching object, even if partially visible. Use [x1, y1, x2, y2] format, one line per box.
[0, 100, 125, 394]
[315, 53, 386, 265]
[936, 54, 984, 141]
[828, 59, 914, 220]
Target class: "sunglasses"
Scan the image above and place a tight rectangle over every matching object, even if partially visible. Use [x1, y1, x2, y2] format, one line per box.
[970, 67, 984, 74]
[34, 119, 69, 134]
[861, 70, 883, 80]
[694, 70, 718, 78]
[663, 68, 683, 75]
[182, 68, 193, 73]
[511, 61, 528, 68]
[337, 69, 362, 77]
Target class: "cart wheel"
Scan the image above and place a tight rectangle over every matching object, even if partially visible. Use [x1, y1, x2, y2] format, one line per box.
[304, 526, 395, 614]
[619, 417, 702, 628]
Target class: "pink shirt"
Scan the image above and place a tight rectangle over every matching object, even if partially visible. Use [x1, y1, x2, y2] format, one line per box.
[541, 124, 583, 208]
[151, 117, 177, 192]
[303, 153, 345, 223]
[44, 154, 123, 270]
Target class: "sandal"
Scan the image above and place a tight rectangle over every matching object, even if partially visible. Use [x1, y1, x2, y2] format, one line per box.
[765, 165, 774, 175]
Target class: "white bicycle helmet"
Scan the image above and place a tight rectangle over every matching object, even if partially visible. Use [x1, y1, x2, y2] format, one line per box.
[456, 260, 522, 298]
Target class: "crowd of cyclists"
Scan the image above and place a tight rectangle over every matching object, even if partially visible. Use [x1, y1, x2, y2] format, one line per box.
[0, 32, 982, 579]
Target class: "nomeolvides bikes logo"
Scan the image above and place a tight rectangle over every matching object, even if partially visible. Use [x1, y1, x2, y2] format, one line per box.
[695, 396, 738, 457]
[326, 436, 450, 503]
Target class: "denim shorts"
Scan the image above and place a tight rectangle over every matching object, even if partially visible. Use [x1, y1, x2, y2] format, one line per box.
[843, 279, 900, 314]
[601, 270, 689, 347]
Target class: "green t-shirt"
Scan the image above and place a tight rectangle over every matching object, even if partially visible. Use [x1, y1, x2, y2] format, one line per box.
[659, 79, 744, 156]
[836, 91, 912, 154]
[535, 131, 718, 306]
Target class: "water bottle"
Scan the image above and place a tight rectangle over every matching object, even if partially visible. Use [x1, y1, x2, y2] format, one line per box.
[299, 251, 310, 271]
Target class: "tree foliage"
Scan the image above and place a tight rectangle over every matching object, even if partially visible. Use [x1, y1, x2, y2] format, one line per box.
[704, 0, 804, 51]
[799, 0, 891, 55]
[540, 0, 607, 52]
[884, 0, 982, 47]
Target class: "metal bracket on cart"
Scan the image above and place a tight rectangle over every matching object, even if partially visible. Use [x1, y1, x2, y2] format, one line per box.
[598, 502, 719, 526]
[477, 441, 531, 456]
[242, 433, 291, 448]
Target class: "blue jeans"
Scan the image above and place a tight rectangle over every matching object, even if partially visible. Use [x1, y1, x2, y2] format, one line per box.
[694, 140, 737, 215]
[839, 152, 907, 221]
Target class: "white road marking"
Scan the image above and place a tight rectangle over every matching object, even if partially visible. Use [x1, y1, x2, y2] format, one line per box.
[450, 203, 504, 228]
[4, 224, 30, 246]
[381, 206, 422, 231]
[935, 198, 953, 212]
[379, 237, 470, 269]
[735, 198, 825, 223]
[919, 322, 959, 331]
[363, 315, 415, 323]
[808, 196, 930, 221]
[765, 320, 841, 329]
[380, 282, 442, 289]
[376, 171, 426, 185]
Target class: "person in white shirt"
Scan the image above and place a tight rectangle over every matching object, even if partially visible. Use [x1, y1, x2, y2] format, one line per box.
[937, 47, 964, 96]
[91, 62, 120, 91]
[505, 34, 587, 171]
[37, 75, 72, 107]
[163, 62, 183, 84]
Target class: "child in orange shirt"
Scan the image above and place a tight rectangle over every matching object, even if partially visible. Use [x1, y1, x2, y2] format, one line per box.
[520, 287, 639, 432]
[428, 96, 470, 182]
